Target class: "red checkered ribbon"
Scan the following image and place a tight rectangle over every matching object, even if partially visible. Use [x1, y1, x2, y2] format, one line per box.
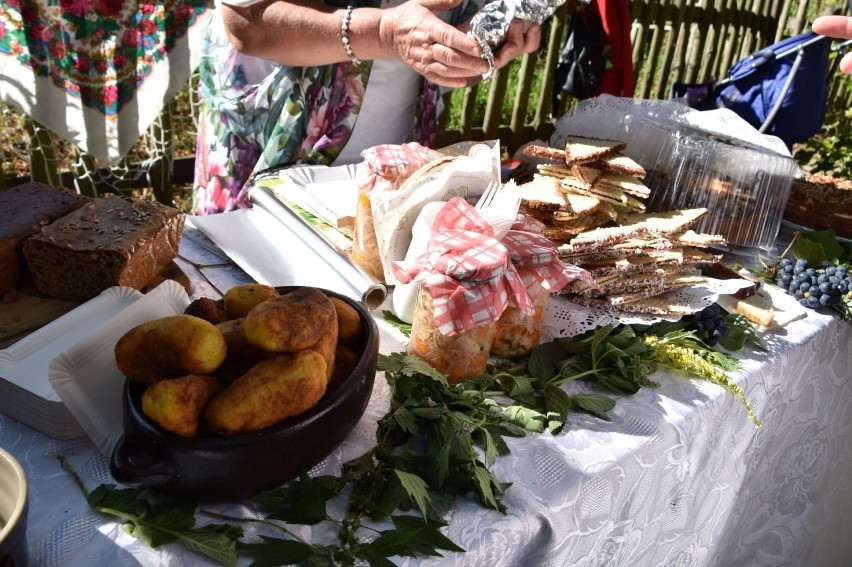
[393, 197, 534, 336]
[501, 230, 600, 300]
[355, 142, 444, 193]
[510, 212, 547, 234]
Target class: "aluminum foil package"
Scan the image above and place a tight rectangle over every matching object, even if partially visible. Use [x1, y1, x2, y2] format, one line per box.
[468, 0, 588, 79]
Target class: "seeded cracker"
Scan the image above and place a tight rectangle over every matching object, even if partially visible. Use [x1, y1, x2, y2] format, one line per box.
[595, 172, 652, 198]
[564, 135, 626, 166]
[522, 144, 568, 162]
[519, 175, 567, 211]
[596, 154, 647, 177]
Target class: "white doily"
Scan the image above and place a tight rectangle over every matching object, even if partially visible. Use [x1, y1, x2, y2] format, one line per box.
[541, 276, 755, 339]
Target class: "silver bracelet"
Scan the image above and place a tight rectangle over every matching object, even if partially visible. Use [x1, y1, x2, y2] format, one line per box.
[341, 5, 361, 66]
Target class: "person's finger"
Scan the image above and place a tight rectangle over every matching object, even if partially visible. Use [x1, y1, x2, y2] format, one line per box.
[432, 44, 489, 75]
[812, 15, 852, 41]
[522, 22, 542, 54]
[841, 51, 852, 74]
[429, 20, 482, 56]
[493, 20, 541, 69]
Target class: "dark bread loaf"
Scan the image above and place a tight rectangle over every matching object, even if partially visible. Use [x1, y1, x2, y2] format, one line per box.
[0, 182, 92, 295]
[23, 195, 185, 300]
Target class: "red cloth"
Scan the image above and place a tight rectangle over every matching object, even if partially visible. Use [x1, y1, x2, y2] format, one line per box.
[392, 197, 533, 336]
[597, 0, 635, 97]
[501, 230, 600, 301]
[355, 142, 444, 193]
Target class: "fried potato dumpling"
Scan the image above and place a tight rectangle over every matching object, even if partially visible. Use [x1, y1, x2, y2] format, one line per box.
[223, 284, 280, 319]
[142, 374, 220, 437]
[115, 315, 228, 385]
[184, 297, 229, 325]
[328, 296, 362, 346]
[215, 318, 275, 384]
[204, 349, 328, 435]
[330, 344, 359, 384]
[243, 287, 336, 353]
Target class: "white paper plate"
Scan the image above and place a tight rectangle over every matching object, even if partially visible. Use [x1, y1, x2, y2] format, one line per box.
[0, 286, 145, 439]
[49, 280, 191, 455]
[278, 164, 359, 228]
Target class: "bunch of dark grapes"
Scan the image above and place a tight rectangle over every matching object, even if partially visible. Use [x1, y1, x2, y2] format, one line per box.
[685, 303, 729, 347]
[776, 258, 852, 309]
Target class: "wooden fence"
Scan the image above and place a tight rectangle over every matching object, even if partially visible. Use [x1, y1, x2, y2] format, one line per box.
[4, 0, 852, 195]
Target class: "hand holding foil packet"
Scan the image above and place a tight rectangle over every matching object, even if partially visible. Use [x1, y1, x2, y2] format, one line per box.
[468, 0, 589, 79]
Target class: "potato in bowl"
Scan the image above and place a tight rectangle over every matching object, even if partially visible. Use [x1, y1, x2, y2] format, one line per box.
[109, 286, 378, 502]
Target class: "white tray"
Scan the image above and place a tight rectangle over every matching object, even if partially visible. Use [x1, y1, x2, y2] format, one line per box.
[0, 286, 144, 439]
[49, 280, 190, 456]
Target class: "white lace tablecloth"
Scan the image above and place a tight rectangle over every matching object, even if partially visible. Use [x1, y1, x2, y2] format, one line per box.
[2, 235, 851, 567]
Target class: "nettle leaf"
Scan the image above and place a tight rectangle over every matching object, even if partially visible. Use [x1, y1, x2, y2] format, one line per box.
[503, 405, 547, 432]
[482, 425, 512, 456]
[589, 324, 616, 354]
[411, 406, 447, 419]
[528, 340, 568, 380]
[558, 356, 593, 378]
[390, 516, 464, 552]
[479, 428, 498, 467]
[543, 385, 571, 425]
[393, 470, 431, 519]
[87, 484, 146, 515]
[571, 394, 616, 421]
[597, 372, 640, 396]
[240, 535, 317, 566]
[380, 354, 449, 383]
[498, 374, 536, 398]
[382, 310, 412, 337]
[434, 441, 451, 485]
[722, 313, 766, 351]
[253, 473, 332, 525]
[179, 528, 241, 567]
[129, 500, 197, 548]
[697, 347, 741, 372]
[392, 406, 419, 434]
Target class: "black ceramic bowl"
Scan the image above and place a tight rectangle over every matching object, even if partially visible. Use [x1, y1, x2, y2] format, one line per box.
[109, 287, 378, 502]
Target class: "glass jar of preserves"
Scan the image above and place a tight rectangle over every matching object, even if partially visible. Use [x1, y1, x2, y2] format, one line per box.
[408, 285, 497, 384]
[490, 288, 550, 358]
[491, 230, 600, 357]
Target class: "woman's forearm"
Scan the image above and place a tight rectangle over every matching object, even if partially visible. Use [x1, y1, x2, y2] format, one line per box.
[221, 0, 392, 66]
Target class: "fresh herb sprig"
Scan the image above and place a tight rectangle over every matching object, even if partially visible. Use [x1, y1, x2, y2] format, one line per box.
[64, 316, 759, 564]
[59, 457, 243, 567]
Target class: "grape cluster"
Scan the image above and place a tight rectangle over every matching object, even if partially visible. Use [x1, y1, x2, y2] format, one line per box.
[685, 303, 729, 347]
[776, 258, 852, 309]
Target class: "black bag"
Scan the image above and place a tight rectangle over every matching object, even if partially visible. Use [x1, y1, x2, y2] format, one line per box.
[553, 1, 611, 112]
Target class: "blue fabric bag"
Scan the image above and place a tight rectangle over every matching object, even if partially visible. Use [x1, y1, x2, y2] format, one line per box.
[675, 32, 833, 147]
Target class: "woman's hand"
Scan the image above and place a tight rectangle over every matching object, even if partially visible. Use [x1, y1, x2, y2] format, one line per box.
[493, 19, 541, 70]
[379, 0, 490, 87]
[813, 15, 852, 74]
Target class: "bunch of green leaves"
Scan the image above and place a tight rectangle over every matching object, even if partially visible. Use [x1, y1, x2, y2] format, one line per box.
[59, 457, 243, 567]
[64, 318, 760, 565]
[795, 108, 852, 180]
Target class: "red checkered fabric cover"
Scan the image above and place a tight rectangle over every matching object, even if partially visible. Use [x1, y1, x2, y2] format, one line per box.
[355, 142, 444, 193]
[501, 230, 600, 301]
[393, 197, 534, 336]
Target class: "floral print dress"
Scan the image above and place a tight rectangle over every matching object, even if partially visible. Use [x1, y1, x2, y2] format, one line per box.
[192, 0, 481, 215]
